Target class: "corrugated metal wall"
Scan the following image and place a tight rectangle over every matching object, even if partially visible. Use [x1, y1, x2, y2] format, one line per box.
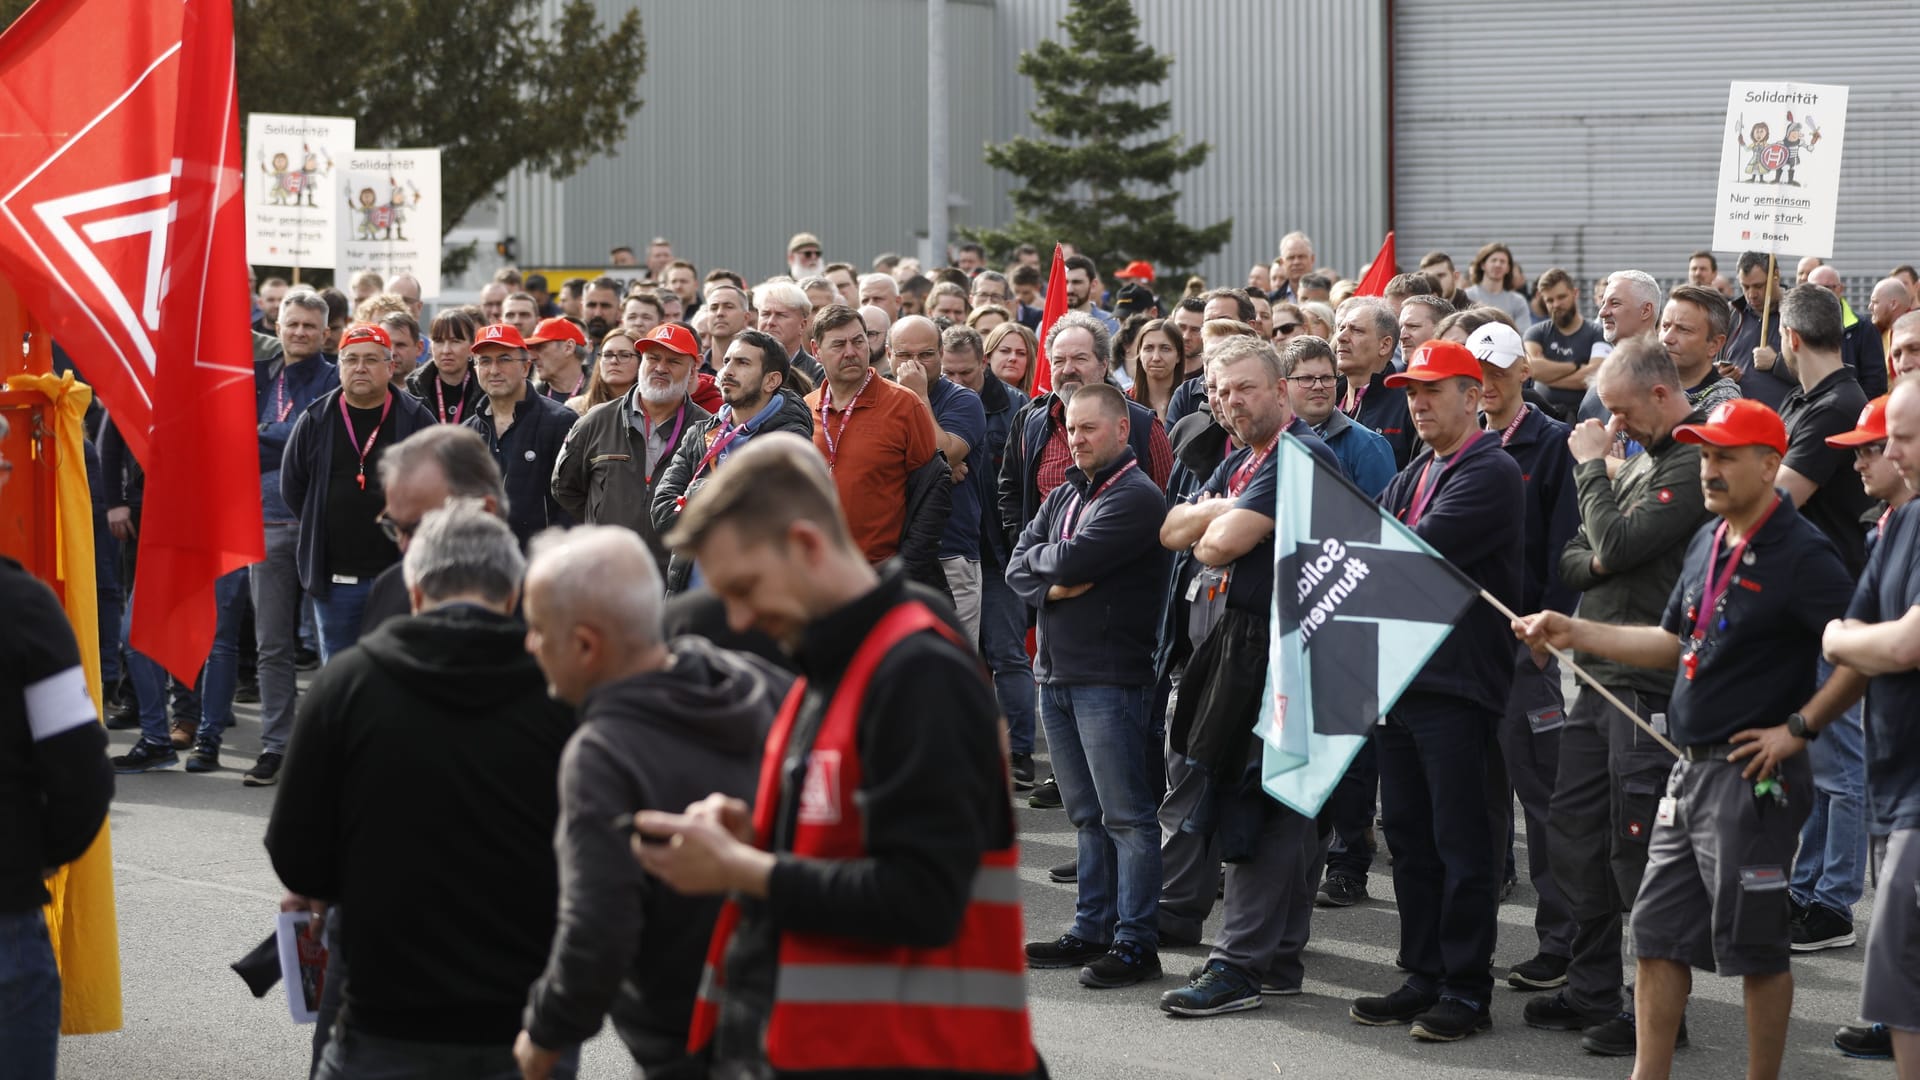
[1391, 0, 1920, 289]
[502, 0, 997, 279]
[991, 0, 1389, 287]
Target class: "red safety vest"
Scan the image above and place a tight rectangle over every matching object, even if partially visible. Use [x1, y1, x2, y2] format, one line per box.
[687, 600, 1036, 1075]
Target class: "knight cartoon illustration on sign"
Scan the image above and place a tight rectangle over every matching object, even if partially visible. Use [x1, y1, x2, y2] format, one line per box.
[1736, 111, 1821, 186]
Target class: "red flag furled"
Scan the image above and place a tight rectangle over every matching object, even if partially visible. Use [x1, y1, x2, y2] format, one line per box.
[1031, 243, 1069, 394]
[0, 0, 263, 680]
[1353, 231, 1397, 298]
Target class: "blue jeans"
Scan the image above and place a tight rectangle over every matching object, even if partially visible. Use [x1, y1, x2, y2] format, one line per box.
[315, 577, 374, 664]
[0, 909, 60, 1080]
[315, 1024, 576, 1080]
[196, 567, 251, 749]
[1791, 658, 1867, 913]
[122, 592, 172, 748]
[980, 560, 1036, 755]
[251, 524, 302, 753]
[1039, 683, 1160, 947]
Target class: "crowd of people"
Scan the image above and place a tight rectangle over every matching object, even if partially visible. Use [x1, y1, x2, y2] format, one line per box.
[9, 225, 1920, 1080]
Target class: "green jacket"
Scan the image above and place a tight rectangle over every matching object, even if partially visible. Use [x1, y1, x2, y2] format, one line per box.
[1558, 424, 1714, 695]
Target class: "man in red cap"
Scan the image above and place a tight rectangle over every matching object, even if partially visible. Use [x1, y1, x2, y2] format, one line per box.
[552, 322, 713, 571]
[1826, 395, 1911, 535]
[1349, 339, 1521, 1042]
[461, 324, 578, 546]
[279, 324, 436, 665]
[527, 317, 590, 403]
[1115, 260, 1155, 286]
[1515, 397, 1860, 1080]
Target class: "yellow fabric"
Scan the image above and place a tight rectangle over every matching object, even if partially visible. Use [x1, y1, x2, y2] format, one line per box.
[6, 371, 123, 1034]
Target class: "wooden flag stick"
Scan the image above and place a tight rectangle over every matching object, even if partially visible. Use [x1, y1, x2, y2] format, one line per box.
[1476, 588, 1683, 759]
[1759, 251, 1777, 348]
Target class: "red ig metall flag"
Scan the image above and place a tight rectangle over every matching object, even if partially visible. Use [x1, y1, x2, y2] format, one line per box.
[0, 0, 263, 681]
[1030, 243, 1068, 395]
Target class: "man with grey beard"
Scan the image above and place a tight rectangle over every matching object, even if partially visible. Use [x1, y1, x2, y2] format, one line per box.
[553, 322, 713, 570]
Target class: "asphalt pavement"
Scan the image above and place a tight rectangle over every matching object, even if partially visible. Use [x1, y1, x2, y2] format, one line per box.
[59, 701, 1887, 1080]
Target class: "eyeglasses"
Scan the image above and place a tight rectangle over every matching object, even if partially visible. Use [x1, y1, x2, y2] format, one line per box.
[1287, 374, 1339, 388]
[376, 512, 419, 544]
[794, 248, 821, 259]
[1855, 442, 1888, 457]
[601, 350, 640, 362]
[473, 354, 528, 367]
[1274, 322, 1302, 335]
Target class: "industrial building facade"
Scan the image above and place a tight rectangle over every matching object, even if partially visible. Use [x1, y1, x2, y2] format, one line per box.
[495, 0, 1917, 290]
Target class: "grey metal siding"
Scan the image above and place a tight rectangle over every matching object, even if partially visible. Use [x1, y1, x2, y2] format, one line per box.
[991, 0, 1389, 287]
[502, 0, 997, 278]
[1391, 0, 1920, 289]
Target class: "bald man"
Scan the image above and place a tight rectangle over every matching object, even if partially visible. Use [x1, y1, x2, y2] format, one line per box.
[1870, 278, 1913, 359]
[860, 304, 893, 373]
[893, 314, 988, 638]
[1797, 255, 1824, 286]
[1810, 266, 1889, 398]
[516, 526, 789, 1080]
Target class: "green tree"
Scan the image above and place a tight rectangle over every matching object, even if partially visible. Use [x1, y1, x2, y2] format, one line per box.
[1, 0, 645, 236]
[967, 0, 1228, 277]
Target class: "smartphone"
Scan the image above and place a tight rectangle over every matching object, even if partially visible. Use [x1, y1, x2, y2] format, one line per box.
[609, 811, 669, 845]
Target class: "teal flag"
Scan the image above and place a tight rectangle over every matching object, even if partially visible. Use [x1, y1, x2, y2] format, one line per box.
[1255, 434, 1478, 816]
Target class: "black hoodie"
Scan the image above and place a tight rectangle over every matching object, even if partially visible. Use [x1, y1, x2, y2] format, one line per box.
[265, 604, 576, 1045]
[523, 637, 788, 1068]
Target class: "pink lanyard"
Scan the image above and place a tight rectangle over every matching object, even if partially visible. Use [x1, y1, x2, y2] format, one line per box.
[1227, 440, 1275, 497]
[637, 401, 687, 485]
[1058, 459, 1139, 541]
[435, 371, 470, 424]
[338, 392, 394, 490]
[1683, 496, 1782, 679]
[272, 371, 295, 423]
[1405, 431, 1486, 528]
[818, 368, 876, 468]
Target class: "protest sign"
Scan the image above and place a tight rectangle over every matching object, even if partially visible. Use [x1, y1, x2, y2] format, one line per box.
[245, 113, 354, 272]
[1711, 81, 1848, 259]
[337, 149, 442, 298]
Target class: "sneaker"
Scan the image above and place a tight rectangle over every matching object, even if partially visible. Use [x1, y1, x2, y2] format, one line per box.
[1160, 960, 1261, 1017]
[1027, 777, 1062, 809]
[1580, 1011, 1688, 1057]
[104, 698, 141, 730]
[1350, 984, 1438, 1026]
[1010, 752, 1035, 788]
[1834, 1023, 1892, 1060]
[185, 743, 221, 773]
[169, 719, 199, 749]
[1791, 903, 1856, 952]
[1410, 996, 1492, 1042]
[1185, 964, 1298, 996]
[233, 679, 261, 705]
[1025, 932, 1107, 970]
[112, 740, 179, 773]
[1080, 941, 1162, 989]
[1523, 990, 1611, 1031]
[242, 751, 285, 787]
[1048, 860, 1077, 884]
[1316, 873, 1367, 907]
[1507, 952, 1570, 991]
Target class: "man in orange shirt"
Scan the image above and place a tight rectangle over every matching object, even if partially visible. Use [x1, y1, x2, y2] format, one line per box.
[803, 304, 937, 565]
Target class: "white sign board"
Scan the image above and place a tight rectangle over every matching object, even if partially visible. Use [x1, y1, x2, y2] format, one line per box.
[245, 113, 355, 270]
[337, 149, 442, 299]
[1711, 81, 1847, 259]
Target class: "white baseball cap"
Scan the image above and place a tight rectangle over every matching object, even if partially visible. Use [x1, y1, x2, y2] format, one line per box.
[1465, 322, 1525, 369]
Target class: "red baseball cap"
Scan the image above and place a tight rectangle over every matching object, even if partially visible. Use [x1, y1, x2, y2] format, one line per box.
[637, 322, 700, 358]
[1673, 398, 1789, 455]
[338, 323, 391, 350]
[1385, 340, 1484, 387]
[526, 317, 587, 347]
[1826, 394, 1891, 448]
[1114, 260, 1155, 282]
[472, 323, 529, 352]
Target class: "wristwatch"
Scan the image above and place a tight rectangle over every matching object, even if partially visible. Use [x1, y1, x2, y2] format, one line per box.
[1786, 713, 1818, 741]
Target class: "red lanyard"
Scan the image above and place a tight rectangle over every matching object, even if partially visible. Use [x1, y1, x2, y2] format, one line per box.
[338, 392, 394, 490]
[272, 371, 294, 423]
[1341, 380, 1368, 419]
[1406, 431, 1486, 528]
[818, 368, 876, 468]
[692, 420, 746, 483]
[1058, 459, 1139, 541]
[638, 401, 687, 485]
[1496, 404, 1529, 447]
[1692, 496, 1782, 641]
[435, 371, 470, 424]
[1227, 439, 1276, 498]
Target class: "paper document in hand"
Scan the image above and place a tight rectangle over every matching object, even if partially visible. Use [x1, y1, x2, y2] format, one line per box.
[276, 910, 329, 1024]
[1256, 434, 1477, 817]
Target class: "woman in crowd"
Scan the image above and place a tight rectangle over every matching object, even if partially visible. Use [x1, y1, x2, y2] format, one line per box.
[1126, 318, 1184, 421]
[567, 328, 641, 415]
[1465, 241, 1533, 326]
[967, 304, 1011, 336]
[985, 321, 1040, 396]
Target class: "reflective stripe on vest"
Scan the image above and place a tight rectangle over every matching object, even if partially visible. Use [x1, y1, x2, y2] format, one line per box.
[686, 601, 1036, 1075]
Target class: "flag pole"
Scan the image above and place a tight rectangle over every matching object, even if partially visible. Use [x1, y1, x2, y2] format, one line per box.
[1759, 252, 1777, 349]
[1476, 588, 1682, 759]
